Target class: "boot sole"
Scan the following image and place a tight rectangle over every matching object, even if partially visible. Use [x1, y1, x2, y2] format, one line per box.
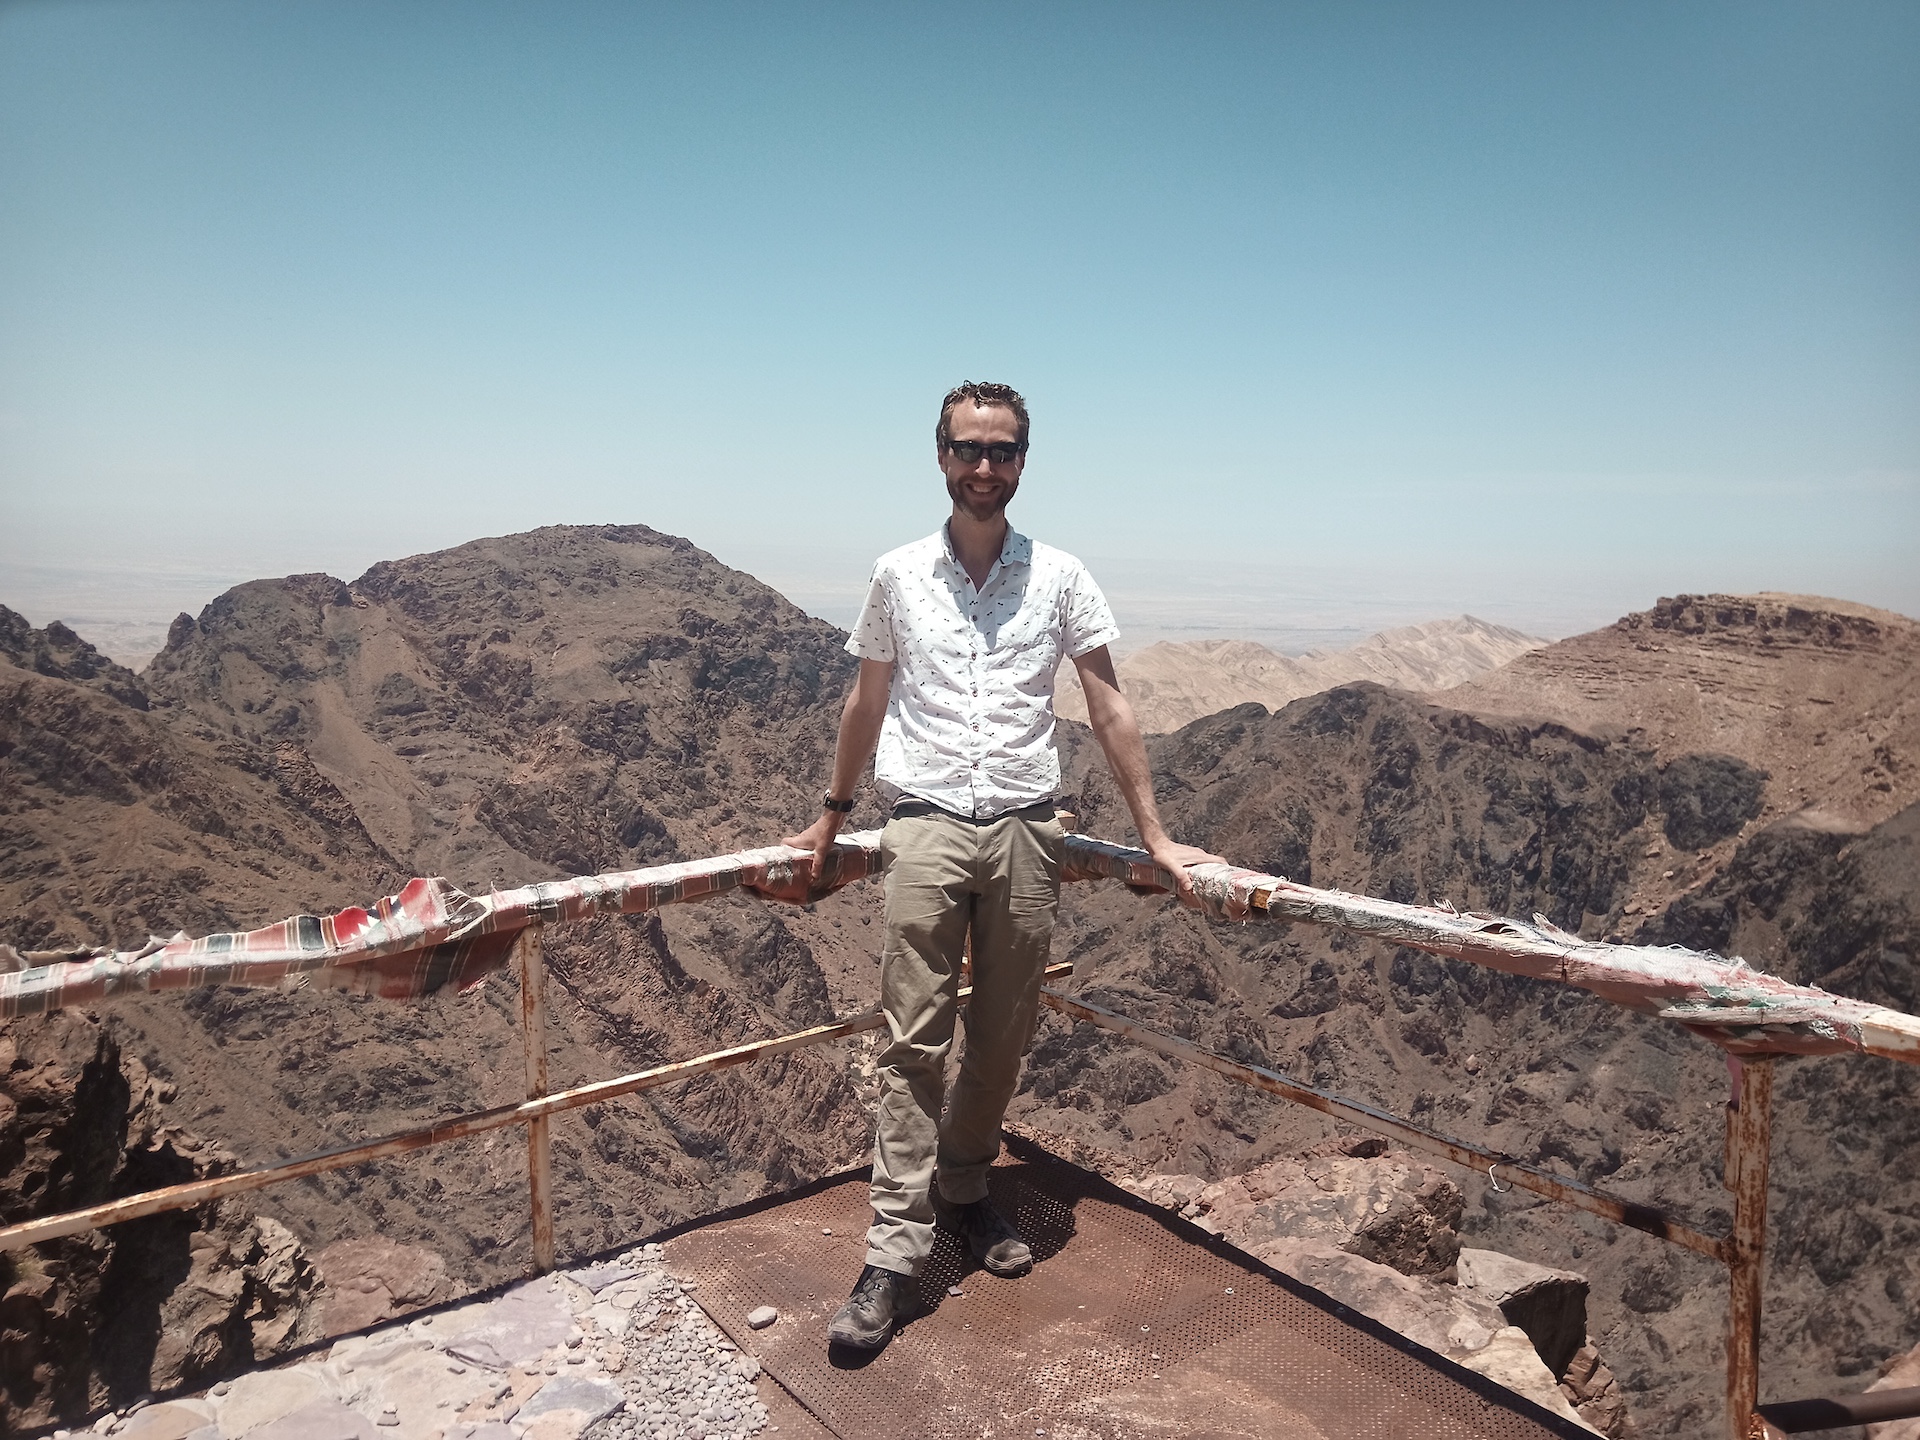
[826, 1322, 893, 1349]
[979, 1249, 1033, 1278]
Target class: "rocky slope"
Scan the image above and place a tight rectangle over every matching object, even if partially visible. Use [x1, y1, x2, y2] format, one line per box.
[1437, 593, 1920, 831]
[1055, 615, 1547, 733]
[1, 530, 895, 1424]
[1022, 595, 1919, 1435]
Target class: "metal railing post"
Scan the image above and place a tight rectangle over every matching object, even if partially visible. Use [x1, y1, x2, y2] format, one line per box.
[517, 927, 556, 1274]
[1725, 1056, 1775, 1440]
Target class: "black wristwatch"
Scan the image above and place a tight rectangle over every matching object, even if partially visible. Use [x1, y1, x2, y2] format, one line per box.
[822, 793, 855, 814]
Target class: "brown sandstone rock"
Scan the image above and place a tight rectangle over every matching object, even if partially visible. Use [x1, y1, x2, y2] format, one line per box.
[1559, 1342, 1633, 1438]
[1253, 1239, 1599, 1431]
[312, 1236, 450, 1337]
[0, 1010, 322, 1430]
[1457, 1245, 1591, 1379]
[1154, 1144, 1464, 1278]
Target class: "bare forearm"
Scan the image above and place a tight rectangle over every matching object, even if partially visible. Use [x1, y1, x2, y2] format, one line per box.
[1085, 690, 1171, 847]
[828, 677, 888, 801]
[782, 659, 894, 857]
[1072, 647, 1172, 846]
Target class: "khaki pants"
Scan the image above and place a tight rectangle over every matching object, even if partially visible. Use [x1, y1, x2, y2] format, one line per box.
[863, 802, 1064, 1276]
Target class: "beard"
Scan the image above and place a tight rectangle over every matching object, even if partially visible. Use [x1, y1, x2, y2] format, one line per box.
[947, 474, 1018, 522]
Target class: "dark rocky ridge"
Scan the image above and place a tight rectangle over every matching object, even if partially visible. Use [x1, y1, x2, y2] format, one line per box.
[1030, 676, 1917, 1437]
[4, 541, 1915, 1437]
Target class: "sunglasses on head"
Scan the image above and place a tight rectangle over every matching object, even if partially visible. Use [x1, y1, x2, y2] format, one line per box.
[944, 438, 1023, 464]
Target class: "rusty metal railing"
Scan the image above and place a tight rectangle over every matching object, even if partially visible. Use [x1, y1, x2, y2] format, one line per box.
[5, 834, 1918, 1440]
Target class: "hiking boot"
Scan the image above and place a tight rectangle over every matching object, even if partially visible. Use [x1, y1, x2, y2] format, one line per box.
[826, 1264, 911, 1349]
[935, 1193, 1033, 1276]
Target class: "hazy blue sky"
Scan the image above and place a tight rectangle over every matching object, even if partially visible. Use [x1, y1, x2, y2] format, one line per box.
[2, 0, 1915, 661]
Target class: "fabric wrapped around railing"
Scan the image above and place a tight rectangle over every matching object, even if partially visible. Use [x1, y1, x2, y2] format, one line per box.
[0, 833, 886, 1017]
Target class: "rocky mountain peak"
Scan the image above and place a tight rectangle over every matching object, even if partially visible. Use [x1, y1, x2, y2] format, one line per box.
[140, 524, 859, 885]
[0, 605, 149, 712]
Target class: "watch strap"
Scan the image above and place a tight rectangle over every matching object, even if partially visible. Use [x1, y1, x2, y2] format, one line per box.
[822, 793, 855, 814]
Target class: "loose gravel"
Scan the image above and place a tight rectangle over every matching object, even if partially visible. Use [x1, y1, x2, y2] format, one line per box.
[579, 1244, 772, 1440]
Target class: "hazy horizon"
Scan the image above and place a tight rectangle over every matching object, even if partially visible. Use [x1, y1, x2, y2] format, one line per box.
[5, 516, 1912, 673]
[4, 3, 1916, 661]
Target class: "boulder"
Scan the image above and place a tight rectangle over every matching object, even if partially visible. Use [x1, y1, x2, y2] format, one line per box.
[1254, 1239, 1603, 1432]
[312, 1238, 449, 1338]
[1458, 1327, 1601, 1434]
[1180, 1145, 1465, 1277]
[1457, 1247, 1591, 1378]
[1559, 1343, 1631, 1438]
[1253, 1238, 1506, 1360]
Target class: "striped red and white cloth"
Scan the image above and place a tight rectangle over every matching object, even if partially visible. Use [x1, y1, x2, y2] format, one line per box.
[0, 835, 886, 1018]
[6, 830, 1915, 1066]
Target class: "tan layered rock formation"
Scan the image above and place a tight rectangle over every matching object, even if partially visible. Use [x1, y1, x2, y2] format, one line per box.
[1055, 615, 1547, 733]
[1438, 592, 1920, 830]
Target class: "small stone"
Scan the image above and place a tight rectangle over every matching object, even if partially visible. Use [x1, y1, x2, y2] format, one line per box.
[1150, 1353, 1161, 1361]
[1224, 1287, 1234, 1294]
[745, 1307, 777, 1330]
[211, 1385, 231, 1398]
[947, 1286, 964, 1298]
[377, 1408, 400, 1428]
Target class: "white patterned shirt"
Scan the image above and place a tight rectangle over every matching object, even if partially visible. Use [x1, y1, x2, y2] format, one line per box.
[846, 524, 1120, 818]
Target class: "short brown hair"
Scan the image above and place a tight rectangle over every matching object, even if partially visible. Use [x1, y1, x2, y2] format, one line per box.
[936, 381, 1030, 452]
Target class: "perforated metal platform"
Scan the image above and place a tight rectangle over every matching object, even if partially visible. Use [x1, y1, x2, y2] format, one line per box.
[666, 1136, 1587, 1440]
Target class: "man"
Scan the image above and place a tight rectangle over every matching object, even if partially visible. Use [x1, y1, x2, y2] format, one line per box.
[782, 380, 1217, 1350]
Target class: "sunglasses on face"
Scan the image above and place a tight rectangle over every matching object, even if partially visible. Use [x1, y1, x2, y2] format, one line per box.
[944, 439, 1023, 465]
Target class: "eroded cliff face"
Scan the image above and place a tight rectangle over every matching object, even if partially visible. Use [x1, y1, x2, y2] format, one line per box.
[0, 1011, 319, 1431]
